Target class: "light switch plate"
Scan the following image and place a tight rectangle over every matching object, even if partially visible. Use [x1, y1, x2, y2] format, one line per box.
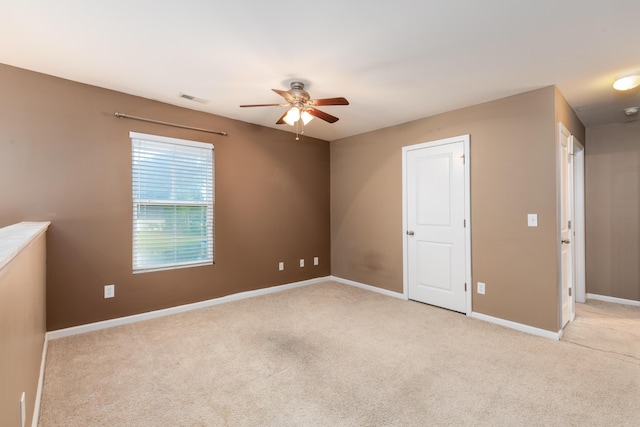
[528, 214, 538, 227]
[477, 282, 486, 295]
[278, 262, 284, 271]
[104, 284, 115, 299]
[314, 257, 319, 266]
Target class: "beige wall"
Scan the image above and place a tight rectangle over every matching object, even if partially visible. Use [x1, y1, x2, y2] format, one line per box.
[0, 64, 331, 330]
[585, 121, 640, 301]
[555, 87, 586, 144]
[0, 226, 48, 427]
[331, 86, 580, 332]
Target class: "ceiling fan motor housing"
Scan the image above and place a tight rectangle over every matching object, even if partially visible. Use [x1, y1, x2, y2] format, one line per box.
[289, 82, 311, 103]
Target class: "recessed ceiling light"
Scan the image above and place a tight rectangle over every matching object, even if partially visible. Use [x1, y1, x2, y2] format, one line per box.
[613, 74, 640, 91]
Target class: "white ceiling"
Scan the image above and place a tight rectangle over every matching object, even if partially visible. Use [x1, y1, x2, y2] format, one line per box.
[2, 1, 639, 141]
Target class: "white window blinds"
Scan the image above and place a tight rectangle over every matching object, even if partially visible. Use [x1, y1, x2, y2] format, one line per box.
[131, 132, 214, 273]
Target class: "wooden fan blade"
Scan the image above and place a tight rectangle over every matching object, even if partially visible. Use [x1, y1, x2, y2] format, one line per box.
[275, 111, 288, 125]
[272, 89, 295, 103]
[239, 103, 282, 107]
[307, 108, 339, 123]
[312, 97, 349, 106]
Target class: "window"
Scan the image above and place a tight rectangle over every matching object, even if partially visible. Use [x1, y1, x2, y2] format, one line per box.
[131, 132, 214, 273]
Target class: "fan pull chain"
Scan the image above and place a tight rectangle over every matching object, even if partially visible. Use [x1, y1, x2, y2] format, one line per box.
[295, 117, 305, 141]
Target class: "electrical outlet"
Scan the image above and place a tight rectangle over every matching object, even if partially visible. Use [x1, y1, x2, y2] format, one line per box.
[104, 284, 115, 299]
[477, 282, 486, 295]
[299, 258, 305, 268]
[314, 256, 319, 266]
[278, 262, 284, 271]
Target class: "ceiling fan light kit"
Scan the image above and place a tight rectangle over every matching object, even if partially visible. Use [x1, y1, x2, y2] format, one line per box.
[240, 81, 349, 139]
[283, 106, 301, 126]
[300, 110, 313, 125]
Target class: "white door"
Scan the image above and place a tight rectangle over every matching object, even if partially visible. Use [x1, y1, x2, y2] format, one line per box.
[405, 137, 468, 313]
[559, 124, 574, 327]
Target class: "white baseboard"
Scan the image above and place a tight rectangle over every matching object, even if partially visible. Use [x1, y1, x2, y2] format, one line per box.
[47, 276, 331, 340]
[586, 293, 640, 307]
[329, 275, 407, 300]
[471, 312, 561, 340]
[47, 274, 571, 344]
[329, 277, 563, 340]
[32, 336, 47, 427]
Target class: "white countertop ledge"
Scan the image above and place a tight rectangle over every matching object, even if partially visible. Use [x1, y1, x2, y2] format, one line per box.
[0, 221, 51, 272]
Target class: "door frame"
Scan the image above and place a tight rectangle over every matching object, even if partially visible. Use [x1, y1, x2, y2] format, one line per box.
[558, 123, 574, 327]
[402, 134, 472, 316]
[572, 138, 586, 305]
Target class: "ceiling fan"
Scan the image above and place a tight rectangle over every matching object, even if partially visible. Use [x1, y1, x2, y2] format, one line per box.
[240, 81, 349, 131]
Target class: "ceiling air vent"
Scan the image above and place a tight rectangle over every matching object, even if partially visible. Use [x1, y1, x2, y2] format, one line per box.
[624, 107, 639, 117]
[179, 93, 209, 104]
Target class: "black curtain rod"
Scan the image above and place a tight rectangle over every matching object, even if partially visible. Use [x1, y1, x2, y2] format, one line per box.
[114, 112, 227, 136]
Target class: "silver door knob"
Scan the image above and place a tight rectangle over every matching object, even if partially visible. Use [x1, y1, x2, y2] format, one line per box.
[561, 238, 571, 244]
[407, 231, 415, 236]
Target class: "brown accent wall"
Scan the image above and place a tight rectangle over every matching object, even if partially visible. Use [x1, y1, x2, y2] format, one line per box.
[0, 225, 48, 427]
[585, 121, 640, 301]
[331, 86, 567, 331]
[0, 64, 331, 330]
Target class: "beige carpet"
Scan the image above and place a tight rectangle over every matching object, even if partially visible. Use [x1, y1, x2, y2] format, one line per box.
[562, 299, 640, 364]
[39, 281, 640, 426]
